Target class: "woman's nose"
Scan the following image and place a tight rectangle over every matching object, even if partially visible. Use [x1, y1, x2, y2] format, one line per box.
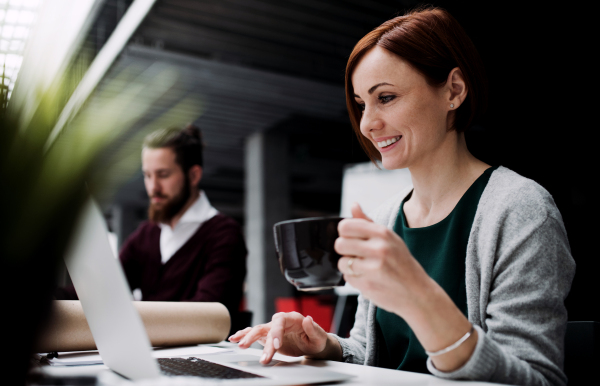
[360, 107, 384, 135]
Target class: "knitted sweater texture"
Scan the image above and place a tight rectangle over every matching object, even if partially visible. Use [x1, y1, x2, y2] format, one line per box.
[333, 166, 575, 386]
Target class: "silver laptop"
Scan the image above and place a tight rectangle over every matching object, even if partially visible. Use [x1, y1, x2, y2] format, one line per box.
[64, 198, 353, 384]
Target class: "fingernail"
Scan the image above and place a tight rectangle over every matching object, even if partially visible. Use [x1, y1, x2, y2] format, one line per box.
[260, 353, 267, 363]
[238, 339, 246, 346]
[273, 338, 280, 349]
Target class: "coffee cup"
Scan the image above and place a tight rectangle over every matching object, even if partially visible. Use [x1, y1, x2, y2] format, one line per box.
[273, 217, 344, 291]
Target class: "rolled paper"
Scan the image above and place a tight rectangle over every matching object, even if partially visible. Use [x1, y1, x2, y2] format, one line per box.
[37, 300, 94, 353]
[36, 300, 231, 353]
[135, 301, 230, 347]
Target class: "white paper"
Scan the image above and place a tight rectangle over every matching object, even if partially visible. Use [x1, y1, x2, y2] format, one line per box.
[48, 351, 103, 366]
[46, 345, 231, 366]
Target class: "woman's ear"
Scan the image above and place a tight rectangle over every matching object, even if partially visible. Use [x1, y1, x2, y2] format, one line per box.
[188, 165, 203, 187]
[446, 67, 468, 109]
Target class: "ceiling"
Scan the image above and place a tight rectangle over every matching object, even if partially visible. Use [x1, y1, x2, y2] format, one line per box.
[78, 0, 421, 219]
[137, 0, 415, 84]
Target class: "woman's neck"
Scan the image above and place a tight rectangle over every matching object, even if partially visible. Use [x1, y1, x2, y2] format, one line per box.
[404, 132, 489, 227]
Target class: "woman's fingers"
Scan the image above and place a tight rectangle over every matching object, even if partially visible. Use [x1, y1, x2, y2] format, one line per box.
[338, 217, 387, 239]
[228, 327, 252, 342]
[260, 333, 277, 364]
[236, 324, 270, 349]
[301, 315, 324, 342]
[260, 314, 326, 363]
[350, 202, 373, 222]
[260, 312, 299, 364]
[335, 237, 372, 258]
[299, 315, 328, 356]
[338, 256, 370, 278]
[268, 313, 287, 350]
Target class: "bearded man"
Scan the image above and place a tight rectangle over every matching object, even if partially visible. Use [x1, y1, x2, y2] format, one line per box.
[58, 125, 248, 331]
[117, 125, 247, 322]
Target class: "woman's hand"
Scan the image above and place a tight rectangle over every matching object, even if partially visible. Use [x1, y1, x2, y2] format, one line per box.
[335, 203, 430, 315]
[228, 312, 341, 364]
[336, 202, 477, 372]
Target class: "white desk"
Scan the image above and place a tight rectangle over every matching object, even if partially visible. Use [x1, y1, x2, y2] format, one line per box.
[34, 343, 502, 386]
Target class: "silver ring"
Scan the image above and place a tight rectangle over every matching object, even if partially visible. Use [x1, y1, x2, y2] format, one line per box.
[347, 258, 356, 276]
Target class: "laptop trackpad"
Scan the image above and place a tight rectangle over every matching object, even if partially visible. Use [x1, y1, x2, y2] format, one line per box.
[194, 354, 283, 367]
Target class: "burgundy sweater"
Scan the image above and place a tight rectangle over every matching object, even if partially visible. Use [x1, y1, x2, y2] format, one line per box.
[119, 214, 247, 313]
[58, 214, 247, 316]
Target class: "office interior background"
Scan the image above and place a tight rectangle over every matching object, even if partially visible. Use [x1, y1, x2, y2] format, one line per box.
[1, 0, 596, 374]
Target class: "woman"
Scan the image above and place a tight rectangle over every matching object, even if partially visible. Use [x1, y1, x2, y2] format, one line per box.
[229, 7, 574, 386]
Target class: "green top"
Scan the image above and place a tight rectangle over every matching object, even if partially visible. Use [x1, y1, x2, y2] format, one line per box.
[375, 166, 497, 373]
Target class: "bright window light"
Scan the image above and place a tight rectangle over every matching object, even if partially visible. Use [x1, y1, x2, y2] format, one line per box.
[0, 0, 42, 98]
[6, 10, 18, 23]
[18, 10, 34, 23]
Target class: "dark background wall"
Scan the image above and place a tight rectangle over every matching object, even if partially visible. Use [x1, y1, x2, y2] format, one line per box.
[434, 1, 596, 321]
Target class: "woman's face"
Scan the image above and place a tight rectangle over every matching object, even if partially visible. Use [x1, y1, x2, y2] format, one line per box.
[352, 46, 453, 170]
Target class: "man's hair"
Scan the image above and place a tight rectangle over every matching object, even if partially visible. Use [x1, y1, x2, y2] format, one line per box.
[345, 6, 488, 164]
[143, 124, 204, 172]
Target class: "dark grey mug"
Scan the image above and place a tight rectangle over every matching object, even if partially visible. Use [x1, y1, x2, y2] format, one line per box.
[273, 217, 344, 291]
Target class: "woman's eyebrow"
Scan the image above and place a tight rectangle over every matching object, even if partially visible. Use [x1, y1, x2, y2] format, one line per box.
[368, 82, 394, 94]
[354, 82, 395, 99]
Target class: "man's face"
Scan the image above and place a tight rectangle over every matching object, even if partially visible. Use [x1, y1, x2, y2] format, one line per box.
[142, 147, 190, 223]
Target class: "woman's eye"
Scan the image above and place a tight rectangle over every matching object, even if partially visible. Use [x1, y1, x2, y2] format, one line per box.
[379, 95, 395, 103]
[357, 103, 365, 112]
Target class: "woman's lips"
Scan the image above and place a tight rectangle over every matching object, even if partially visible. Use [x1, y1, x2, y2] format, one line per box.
[376, 136, 402, 153]
[375, 135, 401, 148]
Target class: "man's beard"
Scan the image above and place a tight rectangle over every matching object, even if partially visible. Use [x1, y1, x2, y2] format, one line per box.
[148, 176, 191, 224]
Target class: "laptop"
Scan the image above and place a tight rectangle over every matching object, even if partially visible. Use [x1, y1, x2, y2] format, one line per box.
[63, 198, 353, 384]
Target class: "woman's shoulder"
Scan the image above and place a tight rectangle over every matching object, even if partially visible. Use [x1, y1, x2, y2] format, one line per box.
[478, 166, 564, 229]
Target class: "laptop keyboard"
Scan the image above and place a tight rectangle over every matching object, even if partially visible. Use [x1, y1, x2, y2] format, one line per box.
[158, 357, 265, 379]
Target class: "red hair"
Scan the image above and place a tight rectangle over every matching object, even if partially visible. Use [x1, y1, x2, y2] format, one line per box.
[345, 6, 488, 163]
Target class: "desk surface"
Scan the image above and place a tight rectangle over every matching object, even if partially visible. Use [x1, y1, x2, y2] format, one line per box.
[34, 343, 503, 386]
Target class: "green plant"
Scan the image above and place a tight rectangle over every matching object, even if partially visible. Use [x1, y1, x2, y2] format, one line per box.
[0, 61, 201, 384]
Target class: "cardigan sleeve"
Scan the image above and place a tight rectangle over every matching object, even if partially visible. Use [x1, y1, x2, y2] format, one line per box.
[332, 294, 370, 364]
[428, 172, 575, 386]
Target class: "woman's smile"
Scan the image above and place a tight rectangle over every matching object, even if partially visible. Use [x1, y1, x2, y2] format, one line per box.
[374, 135, 402, 152]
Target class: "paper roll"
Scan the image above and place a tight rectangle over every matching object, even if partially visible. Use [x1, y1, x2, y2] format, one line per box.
[36, 300, 230, 353]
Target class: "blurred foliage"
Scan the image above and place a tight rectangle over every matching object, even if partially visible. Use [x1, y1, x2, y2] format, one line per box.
[2, 62, 202, 262]
[0, 55, 202, 384]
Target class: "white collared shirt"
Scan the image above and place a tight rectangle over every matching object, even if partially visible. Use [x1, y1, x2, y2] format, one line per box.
[158, 190, 219, 264]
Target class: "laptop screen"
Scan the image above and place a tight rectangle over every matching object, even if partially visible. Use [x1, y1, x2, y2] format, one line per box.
[65, 199, 160, 380]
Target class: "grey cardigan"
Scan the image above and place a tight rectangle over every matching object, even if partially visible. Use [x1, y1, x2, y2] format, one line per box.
[333, 166, 575, 386]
